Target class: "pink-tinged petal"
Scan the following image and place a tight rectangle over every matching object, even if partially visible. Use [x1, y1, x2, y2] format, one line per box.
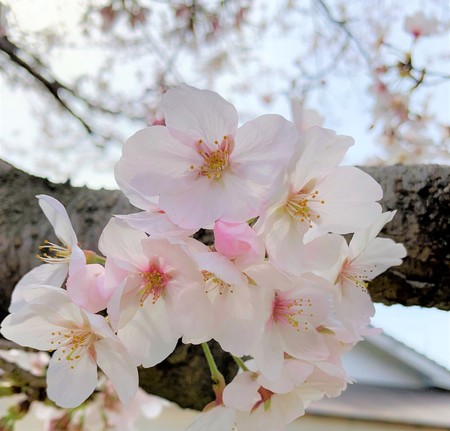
[115, 126, 201, 197]
[291, 99, 324, 132]
[114, 160, 159, 211]
[95, 337, 138, 405]
[99, 218, 148, 271]
[214, 220, 263, 262]
[223, 371, 260, 412]
[162, 85, 238, 147]
[290, 127, 354, 188]
[68, 244, 86, 276]
[215, 173, 267, 223]
[1, 306, 65, 351]
[115, 211, 196, 238]
[232, 114, 297, 184]
[349, 211, 397, 259]
[141, 238, 203, 287]
[185, 406, 236, 431]
[9, 264, 68, 313]
[36, 195, 77, 246]
[67, 264, 110, 314]
[118, 300, 181, 367]
[159, 177, 225, 229]
[106, 279, 134, 331]
[46, 348, 98, 408]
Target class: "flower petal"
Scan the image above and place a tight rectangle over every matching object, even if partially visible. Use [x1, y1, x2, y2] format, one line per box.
[36, 195, 77, 246]
[47, 348, 98, 408]
[95, 337, 138, 404]
[9, 264, 68, 313]
[232, 114, 297, 184]
[162, 85, 238, 147]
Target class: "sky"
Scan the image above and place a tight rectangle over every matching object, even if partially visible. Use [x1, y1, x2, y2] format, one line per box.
[0, 0, 449, 371]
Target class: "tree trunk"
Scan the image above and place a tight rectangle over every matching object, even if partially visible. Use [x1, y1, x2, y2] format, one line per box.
[0, 160, 448, 409]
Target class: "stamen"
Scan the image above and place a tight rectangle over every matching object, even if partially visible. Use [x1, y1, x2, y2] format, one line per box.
[139, 268, 169, 306]
[196, 136, 233, 180]
[203, 271, 234, 294]
[286, 189, 325, 229]
[50, 328, 95, 369]
[37, 240, 71, 264]
[272, 293, 312, 332]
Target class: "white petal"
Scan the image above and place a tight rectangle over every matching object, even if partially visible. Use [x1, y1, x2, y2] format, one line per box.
[1, 306, 64, 350]
[115, 211, 196, 238]
[290, 127, 354, 188]
[349, 211, 397, 258]
[311, 166, 383, 233]
[99, 218, 148, 270]
[36, 195, 77, 246]
[9, 264, 68, 313]
[118, 301, 181, 367]
[95, 337, 138, 404]
[185, 406, 236, 431]
[253, 325, 285, 381]
[232, 114, 297, 184]
[223, 371, 260, 412]
[162, 85, 238, 146]
[47, 348, 98, 408]
[116, 126, 200, 197]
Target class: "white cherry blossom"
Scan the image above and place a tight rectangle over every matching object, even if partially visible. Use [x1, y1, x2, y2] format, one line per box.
[10, 195, 85, 313]
[1, 286, 138, 408]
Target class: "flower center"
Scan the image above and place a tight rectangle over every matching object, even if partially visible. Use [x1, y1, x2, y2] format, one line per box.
[50, 328, 96, 369]
[37, 240, 71, 264]
[272, 293, 313, 332]
[203, 270, 234, 295]
[340, 259, 376, 293]
[285, 189, 325, 228]
[194, 136, 232, 180]
[139, 268, 169, 306]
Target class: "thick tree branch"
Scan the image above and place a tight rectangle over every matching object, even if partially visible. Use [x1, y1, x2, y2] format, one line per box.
[0, 160, 449, 409]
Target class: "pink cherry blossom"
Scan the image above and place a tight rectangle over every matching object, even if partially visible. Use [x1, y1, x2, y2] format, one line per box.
[404, 11, 440, 38]
[99, 218, 212, 366]
[1, 286, 138, 408]
[9, 195, 85, 313]
[249, 271, 332, 381]
[115, 84, 298, 229]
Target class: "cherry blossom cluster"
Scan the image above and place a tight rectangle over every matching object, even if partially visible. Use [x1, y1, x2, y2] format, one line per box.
[1, 85, 406, 431]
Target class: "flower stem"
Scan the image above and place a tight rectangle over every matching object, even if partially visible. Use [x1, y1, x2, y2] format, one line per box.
[232, 355, 249, 371]
[201, 342, 221, 382]
[201, 343, 226, 401]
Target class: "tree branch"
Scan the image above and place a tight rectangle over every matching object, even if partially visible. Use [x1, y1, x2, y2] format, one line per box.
[0, 160, 449, 408]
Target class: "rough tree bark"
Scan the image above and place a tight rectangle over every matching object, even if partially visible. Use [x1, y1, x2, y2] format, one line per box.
[0, 160, 449, 409]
